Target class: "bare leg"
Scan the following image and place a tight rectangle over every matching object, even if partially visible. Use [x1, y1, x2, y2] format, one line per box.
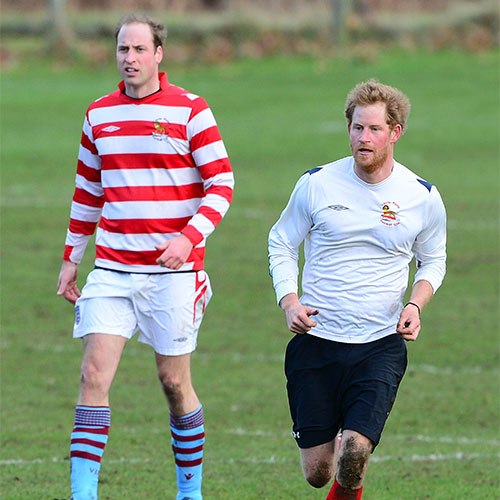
[299, 435, 339, 488]
[157, 352, 204, 500]
[77, 333, 127, 406]
[155, 352, 200, 416]
[336, 429, 372, 490]
[70, 333, 126, 498]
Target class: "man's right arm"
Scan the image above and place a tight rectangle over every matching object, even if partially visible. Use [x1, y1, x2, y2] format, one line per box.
[63, 115, 104, 265]
[268, 174, 316, 332]
[57, 260, 81, 305]
[280, 293, 319, 334]
[57, 113, 103, 303]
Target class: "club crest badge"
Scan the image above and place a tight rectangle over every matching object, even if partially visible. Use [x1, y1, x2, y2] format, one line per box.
[152, 118, 170, 141]
[380, 201, 400, 226]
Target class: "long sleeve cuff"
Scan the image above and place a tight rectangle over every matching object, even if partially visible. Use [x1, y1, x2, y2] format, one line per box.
[273, 279, 298, 306]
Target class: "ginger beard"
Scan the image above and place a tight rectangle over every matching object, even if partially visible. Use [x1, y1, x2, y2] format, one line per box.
[348, 102, 400, 178]
[351, 140, 392, 175]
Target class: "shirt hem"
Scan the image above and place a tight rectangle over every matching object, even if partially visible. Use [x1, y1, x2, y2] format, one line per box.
[307, 328, 397, 344]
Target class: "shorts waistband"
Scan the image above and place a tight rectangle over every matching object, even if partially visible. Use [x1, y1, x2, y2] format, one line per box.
[94, 266, 197, 276]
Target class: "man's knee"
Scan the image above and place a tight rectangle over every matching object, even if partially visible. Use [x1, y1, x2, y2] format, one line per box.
[158, 369, 184, 398]
[80, 359, 110, 393]
[303, 460, 334, 488]
[337, 435, 371, 490]
[79, 333, 125, 395]
[300, 438, 337, 488]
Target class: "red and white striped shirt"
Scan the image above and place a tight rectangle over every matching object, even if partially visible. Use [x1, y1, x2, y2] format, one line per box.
[63, 72, 234, 273]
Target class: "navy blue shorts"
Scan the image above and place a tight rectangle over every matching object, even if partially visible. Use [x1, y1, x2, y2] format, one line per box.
[284, 333, 407, 449]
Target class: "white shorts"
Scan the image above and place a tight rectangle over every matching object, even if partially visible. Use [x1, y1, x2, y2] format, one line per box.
[73, 268, 212, 356]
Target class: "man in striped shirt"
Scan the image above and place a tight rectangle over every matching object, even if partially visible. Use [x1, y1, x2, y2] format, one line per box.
[56, 14, 234, 500]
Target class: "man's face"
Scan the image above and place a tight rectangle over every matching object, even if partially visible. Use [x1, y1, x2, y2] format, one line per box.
[348, 102, 401, 174]
[116, 22, 163, 98]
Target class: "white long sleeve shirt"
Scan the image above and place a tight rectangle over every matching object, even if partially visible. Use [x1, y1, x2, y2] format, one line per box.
[268, 156, 446, 343]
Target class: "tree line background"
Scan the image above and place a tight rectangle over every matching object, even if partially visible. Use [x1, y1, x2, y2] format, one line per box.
[0, 0, 497, 65]
[1, 0, 489, 11]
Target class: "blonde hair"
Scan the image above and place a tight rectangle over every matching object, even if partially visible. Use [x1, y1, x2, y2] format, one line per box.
[115, 13, 167, 51]
[345, 79, 411, 132]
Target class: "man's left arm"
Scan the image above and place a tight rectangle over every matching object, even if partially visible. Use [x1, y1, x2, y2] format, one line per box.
[157, 99, 234, 269]
[397, 279, 434, 341]
[397, 185, 447, 341]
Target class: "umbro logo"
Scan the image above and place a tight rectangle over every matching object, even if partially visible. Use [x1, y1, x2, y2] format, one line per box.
[102, 125, 121, 133]
[328, 205, 349, 211]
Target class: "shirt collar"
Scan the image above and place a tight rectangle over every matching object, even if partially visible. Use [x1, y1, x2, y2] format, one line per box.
[118, 72, 169, 99]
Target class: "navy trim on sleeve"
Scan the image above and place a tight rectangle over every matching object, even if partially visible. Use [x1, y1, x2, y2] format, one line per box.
[305, 167, 323, 175]
[417, 178, 433, 192]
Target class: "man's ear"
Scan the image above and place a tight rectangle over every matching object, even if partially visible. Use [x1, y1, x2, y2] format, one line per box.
[391, 123, 403, 144]
[155, 45, 163, 64]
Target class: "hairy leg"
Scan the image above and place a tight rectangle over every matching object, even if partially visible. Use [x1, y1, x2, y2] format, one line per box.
[155, 352, 199, 416]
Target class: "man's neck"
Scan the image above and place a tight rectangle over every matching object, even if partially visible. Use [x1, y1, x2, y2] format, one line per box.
[353, 159, 394, 184]
[124, 82, 160, 100]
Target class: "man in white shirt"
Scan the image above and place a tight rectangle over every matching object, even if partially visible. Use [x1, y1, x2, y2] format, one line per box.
[268, 80, 446, 500]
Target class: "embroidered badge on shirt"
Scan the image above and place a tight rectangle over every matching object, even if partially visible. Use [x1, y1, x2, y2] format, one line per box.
[380, 202, 400, 226]
[152, 118, 170, 141]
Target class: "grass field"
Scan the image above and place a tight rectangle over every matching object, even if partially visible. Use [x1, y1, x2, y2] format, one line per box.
[1, 48, 499, 499]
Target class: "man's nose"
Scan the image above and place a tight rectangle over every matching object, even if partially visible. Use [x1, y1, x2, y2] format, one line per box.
[359, 129, 371, 142]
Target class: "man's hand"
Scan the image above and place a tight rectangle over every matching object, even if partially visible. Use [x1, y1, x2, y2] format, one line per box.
[57, 260, 81, 305]
[156, 234, 194, 270]
[397, 281, 434, 341]
[397, 303, 421, 341]
[280, 293, 319, 334]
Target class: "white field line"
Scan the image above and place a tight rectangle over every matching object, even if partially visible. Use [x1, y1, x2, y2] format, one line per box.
[370, 452, 500, 464]
[2, 452, 499, 467]
[234, 452, 500, 465]
[223, 429, 500, 447]
[388, 434, 500, 446]
[116, 427, 500, 448]
[3, 431, 498, 467]
[0, 341, 493, 376]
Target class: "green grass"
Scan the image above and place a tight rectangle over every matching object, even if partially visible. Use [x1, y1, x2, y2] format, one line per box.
[1, 49, 499, 499]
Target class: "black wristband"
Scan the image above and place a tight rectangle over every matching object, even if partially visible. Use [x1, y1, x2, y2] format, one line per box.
[405, 301, 421, 316]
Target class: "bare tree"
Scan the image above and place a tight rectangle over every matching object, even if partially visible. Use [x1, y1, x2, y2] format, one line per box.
[47, 0, 73, 58]
[331, 0, 352, 46]
[201, 0, 225, 9]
